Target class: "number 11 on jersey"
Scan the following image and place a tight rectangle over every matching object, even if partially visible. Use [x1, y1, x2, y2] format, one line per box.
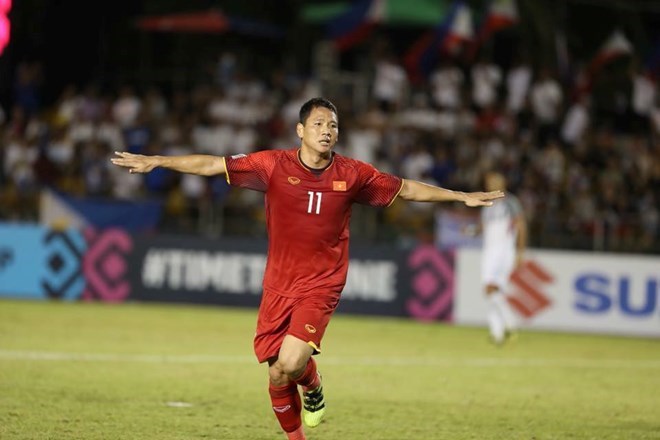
[307, 191, 322, 214]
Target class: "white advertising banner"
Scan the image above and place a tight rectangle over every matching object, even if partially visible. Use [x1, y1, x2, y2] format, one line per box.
[455, 248, 660, 337]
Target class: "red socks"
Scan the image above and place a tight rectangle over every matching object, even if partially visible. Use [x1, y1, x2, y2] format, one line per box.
[269, 382, 302, 434]
[270, 358, 320, 438]
[293, 357, 320, 392]
[285, 426, 306, 440]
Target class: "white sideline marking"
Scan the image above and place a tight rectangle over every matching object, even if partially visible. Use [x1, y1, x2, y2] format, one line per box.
[0, 349, 659, 369]
[165, 401, 193, 408]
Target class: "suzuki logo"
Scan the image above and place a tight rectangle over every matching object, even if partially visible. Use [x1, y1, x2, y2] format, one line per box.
[507, 260, 554, 318]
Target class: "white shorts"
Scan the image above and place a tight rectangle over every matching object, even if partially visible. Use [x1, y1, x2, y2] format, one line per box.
[481, 250, 515, 292]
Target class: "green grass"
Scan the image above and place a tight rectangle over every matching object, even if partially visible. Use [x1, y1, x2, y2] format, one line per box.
[1, 299, 659, 440]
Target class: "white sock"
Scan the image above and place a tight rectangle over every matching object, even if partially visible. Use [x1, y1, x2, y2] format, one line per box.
[491, 292, 517, 332]
[488, 302, 505, 343]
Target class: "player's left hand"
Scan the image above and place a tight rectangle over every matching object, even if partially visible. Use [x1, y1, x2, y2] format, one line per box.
[462, 190, 505, 207]
[111, 151, 160, 174]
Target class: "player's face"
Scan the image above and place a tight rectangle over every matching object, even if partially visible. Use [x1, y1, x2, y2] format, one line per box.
[297, 107, 339, 155]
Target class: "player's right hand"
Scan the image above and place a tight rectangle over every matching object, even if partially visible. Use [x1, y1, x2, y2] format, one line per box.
[111, 151, 159, 174]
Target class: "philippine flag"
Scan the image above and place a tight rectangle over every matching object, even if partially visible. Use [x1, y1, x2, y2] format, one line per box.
[573, 29, 633, 98]
[479, 0, 518, 41]
[404, 1, 473, 82]
[40, 188, 163, 232]
[588, 29, 633, 76]
[468, 0, 518, 59]
[326, 0, 386, 51]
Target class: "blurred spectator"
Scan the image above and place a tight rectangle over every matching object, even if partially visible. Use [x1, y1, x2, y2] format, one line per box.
[430, 60, 464, 110]
[561, 95, 590, 147]
[630, 67, 656, 132]
[54, 85, 82, 126]
[400, 142, 433, 182]
[144, 86, 168, 122]
[81, 140, 112, 196]
[112, 86, 142, 128]
[372, 53, 408, 113]
[530, 68, 563, 145]
[506, 59, 532, 115]
[344, 115, 382, 165]
[471, 58, 502, 110]
[13, 61, 42, 116]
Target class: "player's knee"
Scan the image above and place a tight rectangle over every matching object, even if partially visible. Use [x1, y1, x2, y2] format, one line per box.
[277, 352, 308, 379]
[268, 363, 289, 386]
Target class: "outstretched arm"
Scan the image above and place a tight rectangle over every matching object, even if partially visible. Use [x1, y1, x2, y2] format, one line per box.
[111, 152, 226, 176]
[397, 179, 504, 207]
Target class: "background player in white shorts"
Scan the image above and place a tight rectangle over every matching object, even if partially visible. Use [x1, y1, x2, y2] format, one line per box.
[479, 171, 527, 344]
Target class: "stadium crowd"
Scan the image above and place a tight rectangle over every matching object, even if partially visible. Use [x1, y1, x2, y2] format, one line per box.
[1, 53, 658, 253]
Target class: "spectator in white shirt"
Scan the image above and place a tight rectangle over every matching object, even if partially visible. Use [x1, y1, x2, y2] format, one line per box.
[530, 69, 563, 145]
[506, 60, 532, 115]
[630, 67, 656, 133]
[373, 54, 408, 112]
[561, 95, 590, 147]
[430, 60, 464, 110]
[471, 58, 502, 109]
[112, 86, 142, 128]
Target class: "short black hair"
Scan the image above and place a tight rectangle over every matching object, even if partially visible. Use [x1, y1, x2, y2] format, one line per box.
[299, 97, 338, 125]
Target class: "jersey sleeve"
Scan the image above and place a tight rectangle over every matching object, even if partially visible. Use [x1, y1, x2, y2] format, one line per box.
[224, 150, 279, 192]
[507, 194, 523, 217]
[354, 161, 403, 207]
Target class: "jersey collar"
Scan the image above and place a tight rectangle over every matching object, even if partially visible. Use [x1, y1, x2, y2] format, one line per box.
[297, 148, 335, 175]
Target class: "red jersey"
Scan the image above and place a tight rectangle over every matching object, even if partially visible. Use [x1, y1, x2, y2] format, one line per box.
[224, 148, 403, 297]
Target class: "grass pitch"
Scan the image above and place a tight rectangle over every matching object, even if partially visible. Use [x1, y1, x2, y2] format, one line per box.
[1, 299, 659, 440]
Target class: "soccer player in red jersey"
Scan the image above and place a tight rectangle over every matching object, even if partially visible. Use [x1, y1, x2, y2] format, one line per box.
[111, 98, 503, 440]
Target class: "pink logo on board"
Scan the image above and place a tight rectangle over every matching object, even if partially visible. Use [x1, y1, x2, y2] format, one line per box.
[82, 228, 133, 302]
[406, 245, 454, 321]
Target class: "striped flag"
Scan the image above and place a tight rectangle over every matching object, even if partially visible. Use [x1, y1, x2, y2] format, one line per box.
[468, 0, 518, 60]
[588, 29, 633, 76]
[326, 0, 386, 51]
[573, 29, 634, 98]
[404, 1, 473, 82]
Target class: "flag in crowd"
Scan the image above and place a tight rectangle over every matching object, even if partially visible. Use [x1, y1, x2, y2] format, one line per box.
[326, 0, 385, 51]
[588, 29, 634, 76]
[403, 1, 473, 82]
[467, 0, 519, 60]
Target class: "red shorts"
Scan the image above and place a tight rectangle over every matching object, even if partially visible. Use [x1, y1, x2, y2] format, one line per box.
[253, 288, 340, 363]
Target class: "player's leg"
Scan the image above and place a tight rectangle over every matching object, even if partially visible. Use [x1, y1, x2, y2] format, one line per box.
[297, 358, 324, 428]
[287, 293, 339, 428]
[482, 253, 506, 344]
[483, 252, 517, 344]
[254, 290, 307, 440]
[268, 337, 314, 440]
[492, 286, 518, 335]
[485, 283, 506, 344]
